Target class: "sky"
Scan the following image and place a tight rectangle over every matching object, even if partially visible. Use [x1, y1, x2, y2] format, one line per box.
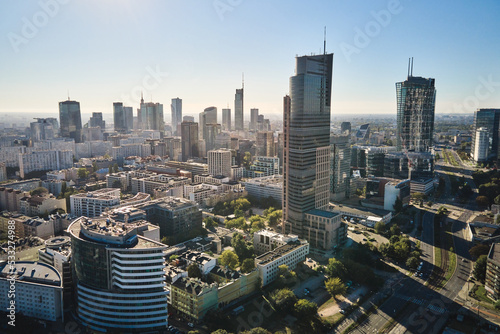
[1, 0, 500, 122]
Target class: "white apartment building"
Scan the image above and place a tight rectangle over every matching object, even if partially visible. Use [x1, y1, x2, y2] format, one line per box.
[0, 162, 6, 182]
[111, 143, 151, 159]
[473, 127, 489, 163]
[254, 240, 309, 286]
[242, 175, 283, 203]
[207, 149, 232, 177]
[70, 188, 120, 218]
[19, 150, 73, 178]
[0, 261, 63, 321]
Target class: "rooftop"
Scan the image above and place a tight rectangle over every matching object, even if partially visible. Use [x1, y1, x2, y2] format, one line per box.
[305, 209, 339, 219]
[255, 240, 307, 266]
[0, 261, 61, 286]
[488, 243, 500, 264]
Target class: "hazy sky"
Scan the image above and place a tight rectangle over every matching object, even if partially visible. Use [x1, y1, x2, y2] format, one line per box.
[1, 0, 500, 122]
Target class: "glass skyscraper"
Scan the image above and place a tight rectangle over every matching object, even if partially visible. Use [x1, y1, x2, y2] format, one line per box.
[234, 87, 244, 131]
[471, 108, 500, 162]
[59, 100, 82, 143]
[283, 53, 333, 238]
[396, 71, 436, 153]
[171, 97, 182, 136]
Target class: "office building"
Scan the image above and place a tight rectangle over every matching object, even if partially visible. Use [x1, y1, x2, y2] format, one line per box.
[396, 59, 436, 152]
[89, 112, 105, 129]
[243, 175, 282, 204]
[208, 149, 232, 177]
[183, 115, 195, 122]
[0, 261, 63, 321]
[199, 106, 217, 139]
[255, 240, 309, 286]
[234, 87, 244, 131]
[59, 100, 82, 143]
[113, 102, 129, 133]
[171, 98, 182, 136]
[245, 156, 280, 178]
[222, 108, 231, 131]
[69, 217, 168, 333]
[253, 230, 300, 255]
[486, 243, 500, 301]
[256, 131, 275, 157]
[471, 109, 500, 162]
[330, 134, 351, 201]
[474, 127, 490, 163]
[250, 108, 259, 130]
[283, 52, 333, 244]
[181, 121, 199, 161]
[139, 101, 164, 135]
[204, 123, 221, 152]
[340, 122, 351, 135]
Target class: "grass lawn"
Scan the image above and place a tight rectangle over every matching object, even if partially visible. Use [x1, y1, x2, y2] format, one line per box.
[318, 297, 338, 312]
[475, 285, 494, 304]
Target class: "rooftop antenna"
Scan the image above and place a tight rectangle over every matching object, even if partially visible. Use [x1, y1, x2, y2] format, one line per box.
[67, 90, 70, 101]
[324, 26, 327, 54]
[411, 57, 414, 76]
[407, 58, 410, 78]
[242, 72, 244, 89]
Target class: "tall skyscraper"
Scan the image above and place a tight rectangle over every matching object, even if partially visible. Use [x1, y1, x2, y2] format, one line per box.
[171, 98, 182, 136]
[283, 52, 333, 241]
[69, 217, 168, 332]
[222, 108, 231, 131]
[234, 86, 244, 131]
[139, 100, 164, 135]
[123, 106, 134, 131]
[59, 100, 82, 143]
[204, 123, 221, 152]
[250, 108, 259, 130]
[470, 109, 500, 162]
[113, 102, 128, 133]
[256, 131, 274, 157]
[396, 59, 436, 152]
[330, 134, 351, 201]
[181, 121, 199, 161]
[89, 112, 105, 129]
[199, 106, 217, 139]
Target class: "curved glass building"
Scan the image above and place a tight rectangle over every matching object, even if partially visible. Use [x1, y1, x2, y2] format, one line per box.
[69, 216, 168, 333]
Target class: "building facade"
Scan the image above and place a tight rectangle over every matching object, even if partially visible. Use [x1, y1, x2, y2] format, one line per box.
[171, 98, 182, 136]
[181, 121, 199, 161]
[59, 100, 82, 143]
[283, 52, 333, 243]
[471, 108, 500, 162]
[234, 87, 244, 131]
[208, 149, 232, 177]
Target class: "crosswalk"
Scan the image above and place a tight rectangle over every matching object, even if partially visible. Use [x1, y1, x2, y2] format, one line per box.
[398, 295, 446, 314]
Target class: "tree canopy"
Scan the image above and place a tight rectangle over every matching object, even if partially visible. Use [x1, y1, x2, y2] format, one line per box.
[219, 250, 239, 270]
[325, 277, 347, 299]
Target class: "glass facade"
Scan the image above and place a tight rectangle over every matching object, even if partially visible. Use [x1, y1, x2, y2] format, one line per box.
[59, 100, 82, 143]
[471, 109, 500, 161]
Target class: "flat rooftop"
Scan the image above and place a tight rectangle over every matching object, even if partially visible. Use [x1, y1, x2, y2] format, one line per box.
[306, 209, 339, 219]
[0, 261, 61, 286]
[255, 240, 306, 266]
[489, 243, 500, 264]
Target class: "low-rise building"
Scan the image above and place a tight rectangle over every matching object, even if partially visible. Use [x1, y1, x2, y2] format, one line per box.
[255, 240, 309, 286]
[242, 175, 282, 203]
[304, 209, 347, 250]
[0, 261, 63, 321]
[19, 194, 66, 217]
[22, 217, 55, 239]
[70, 188, 120, 218]
[253, 230, 300, 255]
[486, 243, 500, 301]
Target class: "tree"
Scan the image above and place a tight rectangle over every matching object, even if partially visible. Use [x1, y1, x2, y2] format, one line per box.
[495, 300, 500, 310]
[219, 250, 239, 270]
[325, 258, 348, 280]
[211, 330, 233, 334]
[77, 167, 89, 179]
[293, 299, 318, 318]
[241, 329, 271, 334]
[473, 255, 488, 282]
[234, 208, 244, 218]
[187, 263, 203, 278]
[241, 258, 255, 273]
[394, 197, 403, 213]
[250, 216, 265, 232]
[437, 206, 449, 215]
[374, 221, 386, 234]
[92, 161, 98, 172]
[113, 163, 119, 173]
[169, 255, 179, 262]
[476, 195, 490, 208]
[406, 257, 419, 269]
[243, 152, 252, 168]
[231, 233, 254, 260]
[30, 186, 48, 197]
[204, 216, 218, 229]
[389, 224, 401, 237]
[267, 210, 282, 227]
[108, 164, 113, 175]
[189, 331, 201, 334]
[277, 264, 297, 286]
[270, 288, 297, 311]
[324, 277, 347, 299]
[469, 244, 490, 259]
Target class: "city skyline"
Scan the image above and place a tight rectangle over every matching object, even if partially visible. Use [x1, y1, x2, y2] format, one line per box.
[1, 1, 499, 118]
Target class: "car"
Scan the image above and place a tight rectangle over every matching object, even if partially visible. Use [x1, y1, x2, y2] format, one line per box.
[340, 309, 345, 314]
[188, 323, 194, 328]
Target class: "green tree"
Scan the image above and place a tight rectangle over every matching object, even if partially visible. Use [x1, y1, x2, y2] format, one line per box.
[211, 330, 233, 334]
[495, 300, 500, 310]
[325, 258, 348, 280]
[277, 264, 297, 286]
[469, 244, 490, 259]
[324, 277, 347, 299]
[204, 216, 218, 229]
[187, 263, 203, 279]
[219, 250, 239, 270]
[77, 167, 89, 179]
[113, 163, 119, 173]
[243, 152, 252, 168]
[250, 216, 266, 232]
[231, 232, 254, 260]
[293, 299, 318, 318]
[169, 255, 179, 262]
[406, 257, 419, 269]
[267, 210, 282, 227]
[241, 258, 255, 273]
[374, 221, 386, 234]
[108, 164, 113, 175]
[30, 186, 49, 197]
[241, 329, 271, 334]
[473, 255, 487, 282]
[270, 288, 297, 311]
[394, 197, 403, 213]
[92, 161, 98, 172]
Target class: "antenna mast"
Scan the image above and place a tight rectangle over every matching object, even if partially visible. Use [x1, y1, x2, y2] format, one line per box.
[323, 26, 327, 54]
[411, 57, 414, 76]
[407, 58, 410, 78]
